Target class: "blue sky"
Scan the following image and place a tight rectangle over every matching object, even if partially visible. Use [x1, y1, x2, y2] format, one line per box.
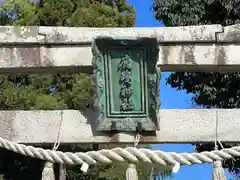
[127, 0, 233, 179]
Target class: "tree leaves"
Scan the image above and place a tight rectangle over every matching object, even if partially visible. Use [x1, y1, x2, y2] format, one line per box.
[153, 0, 240, 26]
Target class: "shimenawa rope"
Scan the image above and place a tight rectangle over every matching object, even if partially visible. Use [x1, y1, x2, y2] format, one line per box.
[1, 135, 240, 166]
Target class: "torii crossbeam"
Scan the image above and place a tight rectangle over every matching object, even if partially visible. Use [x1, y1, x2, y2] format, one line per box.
[0, 24, 239, 145]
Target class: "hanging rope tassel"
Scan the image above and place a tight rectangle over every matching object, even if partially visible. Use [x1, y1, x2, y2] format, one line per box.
[41, 135, 59, 180]
[125, 134, 140, 180]
[212, 160, 226, 180]
[42, 162, 55, 180]
[41, 109, 63, 180]
[125, 163, 139, 180]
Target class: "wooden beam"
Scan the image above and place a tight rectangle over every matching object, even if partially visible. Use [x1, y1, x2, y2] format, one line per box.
[1, 25, 240, 73]
[1, 109, 239, 144]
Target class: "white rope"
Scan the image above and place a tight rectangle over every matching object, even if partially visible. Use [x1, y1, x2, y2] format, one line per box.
[125, 133, 140, 180]
[1, 136, 240, 166]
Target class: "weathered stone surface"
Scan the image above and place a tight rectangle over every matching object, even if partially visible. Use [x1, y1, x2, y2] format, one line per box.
[0, 111, 14, 140]
[0, 47, 41, 67]
[1, 24, 240, 72]
[156, 24, 223, 42]
[41, 46, 92, 67]
[0, 46, 92, 73]
[217, 24, 240, 42]
[10, 110, 109, 143]
[158, 44, 216, 71]
[158, 44, 240, 72]
[0, 26, 45, 43]
[0, 109, 239, 143]
[38, 25, 222, 43]
[0, 25, 223, 44]
[39, 27, 157, 43]
[1, 44, 240, 73]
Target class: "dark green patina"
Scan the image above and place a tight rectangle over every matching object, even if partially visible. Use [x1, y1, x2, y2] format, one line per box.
[92, 37, 160, 132]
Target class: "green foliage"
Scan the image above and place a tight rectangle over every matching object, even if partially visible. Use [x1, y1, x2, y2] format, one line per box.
[0, 0, 39, 25]
[153, 0, 240, 176]
[98, 162, 172, 180]
[153, 0, 240, 26]
[0, 0, 135, 27]
[0, 73, 93, 110]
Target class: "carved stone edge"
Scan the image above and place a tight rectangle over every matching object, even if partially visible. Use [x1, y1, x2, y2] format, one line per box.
[147, 40, 160, 131]
[91, 38, 109, 131]
[216, 24, 240, 42]
[38, 25, 224, 43]
[3, 24, 240, 44]
[0, 24, 227, 44]
[0, 26, 46, 44]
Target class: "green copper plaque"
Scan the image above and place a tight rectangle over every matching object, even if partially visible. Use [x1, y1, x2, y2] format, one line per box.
[92, 37, 160, 131]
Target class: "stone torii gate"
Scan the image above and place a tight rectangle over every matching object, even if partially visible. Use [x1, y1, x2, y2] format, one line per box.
[0, 24, 240, 179]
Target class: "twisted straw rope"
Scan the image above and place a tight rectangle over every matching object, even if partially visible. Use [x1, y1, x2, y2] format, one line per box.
[1, 136, 240, 166]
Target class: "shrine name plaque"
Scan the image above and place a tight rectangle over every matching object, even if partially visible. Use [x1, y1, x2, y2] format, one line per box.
[92, 37, 160, 132]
